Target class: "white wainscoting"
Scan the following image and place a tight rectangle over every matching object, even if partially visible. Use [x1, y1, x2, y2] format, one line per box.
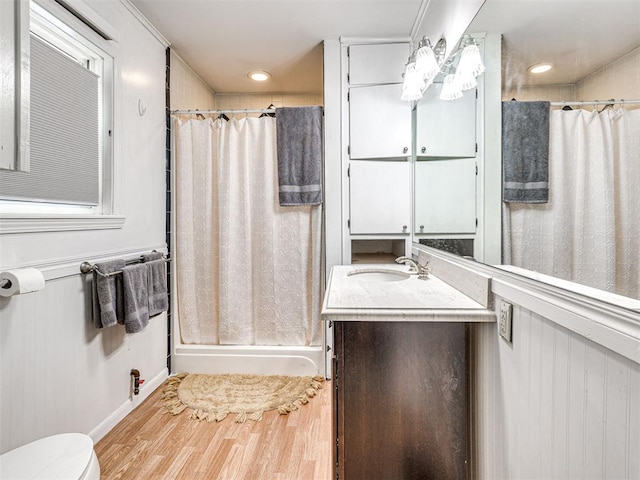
[473, 300, 640, 480]
[0, 271, 168, 454]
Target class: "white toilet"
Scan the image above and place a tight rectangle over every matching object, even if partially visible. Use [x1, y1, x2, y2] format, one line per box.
[0, 433, 100, 480]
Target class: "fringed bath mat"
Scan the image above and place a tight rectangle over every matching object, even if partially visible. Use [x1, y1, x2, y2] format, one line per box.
[162, 372, 324, 423]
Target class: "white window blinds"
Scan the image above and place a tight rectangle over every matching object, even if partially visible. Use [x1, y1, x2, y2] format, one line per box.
[0, 34, 100, 205]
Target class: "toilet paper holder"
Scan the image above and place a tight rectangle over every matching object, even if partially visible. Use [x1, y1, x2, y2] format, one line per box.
[0, 268, 46, 297]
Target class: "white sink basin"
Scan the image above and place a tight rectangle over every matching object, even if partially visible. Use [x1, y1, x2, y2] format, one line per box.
[347, 268, 411, 282]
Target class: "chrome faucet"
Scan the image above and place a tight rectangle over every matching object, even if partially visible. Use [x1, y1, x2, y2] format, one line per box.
[395, 256, 429, 279]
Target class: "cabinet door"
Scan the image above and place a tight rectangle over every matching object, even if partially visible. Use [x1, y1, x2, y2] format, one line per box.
[335, 321, 469, 480]
[349, 84, 411, 159]
[350, 160, 411, 234]
[348, 43, 409, 85]
[416, 85, 476, 158]
[415, 158, 476, 234]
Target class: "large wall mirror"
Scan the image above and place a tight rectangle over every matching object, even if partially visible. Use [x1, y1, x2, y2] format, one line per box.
[413, 0, 640, 305]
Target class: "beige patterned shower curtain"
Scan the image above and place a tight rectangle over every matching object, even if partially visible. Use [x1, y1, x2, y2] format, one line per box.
[504, 108, 640, 299]
[174, 116, 323, 345]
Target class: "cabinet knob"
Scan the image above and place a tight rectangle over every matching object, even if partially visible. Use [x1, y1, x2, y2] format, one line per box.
[403, 147, 408, 154]
[420, 225, 424, 231]
[421, 146, 426, 153]
[402, 225, 407, 231]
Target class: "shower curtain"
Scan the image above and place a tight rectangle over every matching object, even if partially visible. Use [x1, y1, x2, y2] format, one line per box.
[174, 117, 323, 345]
[504, 108, 640, 299]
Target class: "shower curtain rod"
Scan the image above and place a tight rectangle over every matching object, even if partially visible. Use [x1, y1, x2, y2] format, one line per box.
[171, 108, 276, 115]
[549, 99, 640, 107]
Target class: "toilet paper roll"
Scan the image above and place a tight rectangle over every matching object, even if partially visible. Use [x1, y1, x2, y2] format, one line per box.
[0, 268, 46, 297]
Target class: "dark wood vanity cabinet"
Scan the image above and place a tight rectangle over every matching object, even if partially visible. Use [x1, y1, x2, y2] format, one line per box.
[333, 321, 469, 480]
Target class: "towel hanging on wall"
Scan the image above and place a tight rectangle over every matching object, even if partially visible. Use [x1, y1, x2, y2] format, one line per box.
[92, 259, 126, 328]
[122, 263, 150, 334]
[143, 251, 168, 317]
[502, 101, 550, 203]
[88, 251, 168, 332]
[276, 106, 323, 206]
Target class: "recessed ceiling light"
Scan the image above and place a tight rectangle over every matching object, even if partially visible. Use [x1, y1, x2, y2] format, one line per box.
[528, 63, 553, 74]
[248, 71, 271, 81]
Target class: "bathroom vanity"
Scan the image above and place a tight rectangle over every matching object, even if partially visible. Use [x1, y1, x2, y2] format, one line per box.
[322, 263, 495, 480]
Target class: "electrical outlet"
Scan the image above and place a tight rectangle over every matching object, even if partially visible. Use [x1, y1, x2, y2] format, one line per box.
[499, 301, 513, 343]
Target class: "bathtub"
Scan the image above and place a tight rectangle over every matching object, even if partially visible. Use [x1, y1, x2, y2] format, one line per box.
[172, 342, 326, 377]
[169, 276, 329, 378]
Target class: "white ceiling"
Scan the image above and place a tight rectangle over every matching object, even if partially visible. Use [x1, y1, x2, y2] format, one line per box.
[131, 0, 423, 93]
[469, 0, 640, 87]
[131, 0, 640, 94]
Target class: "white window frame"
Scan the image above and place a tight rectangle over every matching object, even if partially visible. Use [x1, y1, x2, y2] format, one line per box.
[0, 0, 124, 233]
[0, 0, 30, 172]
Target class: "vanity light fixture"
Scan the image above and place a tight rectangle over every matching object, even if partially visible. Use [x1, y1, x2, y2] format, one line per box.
[402, 37, 446, 102]
[439, 35, 484, 100]
[528, 63, 553, 74]
[248, 70, 271, 81]
[402, 34, 485, 102]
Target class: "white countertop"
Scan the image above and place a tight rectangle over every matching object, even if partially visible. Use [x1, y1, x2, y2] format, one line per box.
[322, 264, 496, 322]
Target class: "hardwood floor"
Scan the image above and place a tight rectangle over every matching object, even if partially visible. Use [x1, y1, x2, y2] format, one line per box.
[95, 378, 333, 479]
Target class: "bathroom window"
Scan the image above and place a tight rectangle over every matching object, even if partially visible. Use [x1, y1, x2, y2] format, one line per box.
[0, 0, 121, 230]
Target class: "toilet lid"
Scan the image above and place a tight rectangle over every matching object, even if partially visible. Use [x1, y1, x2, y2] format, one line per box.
[0, 433, 94, 479]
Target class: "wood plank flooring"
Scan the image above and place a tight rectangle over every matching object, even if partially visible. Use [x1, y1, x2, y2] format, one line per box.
[95, 378, 333, 480]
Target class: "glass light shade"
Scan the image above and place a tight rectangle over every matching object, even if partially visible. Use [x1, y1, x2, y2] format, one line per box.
[401, 62, 424, 101]
[439, 74, 463, 101]
[415, 45, 440, 81]
[401, 88, 423, 102]
[457, 44, 485, 77]
[454, 67, 477, 91]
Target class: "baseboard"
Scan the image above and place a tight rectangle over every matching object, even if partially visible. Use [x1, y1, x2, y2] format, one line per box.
[88, 368, 168, 444]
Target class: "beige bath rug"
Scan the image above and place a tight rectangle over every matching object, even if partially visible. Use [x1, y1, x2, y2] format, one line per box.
[162, 372, 324, 423]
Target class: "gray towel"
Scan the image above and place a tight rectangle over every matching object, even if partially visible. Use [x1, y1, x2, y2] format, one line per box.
[276, 106, 323, 206]
[502, 101, 550, 203]
[92, 259, 125, 328]
[122, 263, 150, 333]
[143, 252, 168, 317]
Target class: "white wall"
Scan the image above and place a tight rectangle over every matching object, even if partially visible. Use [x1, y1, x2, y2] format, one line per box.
[170, 50, 216, 110]
[578, 46, 640, 107]
[473, 300, 640, 479]
[502, 84, 577, 102]
[503, 45, 640, 106]
[215, 92, 322, 112]
[0, 0, 168, 453]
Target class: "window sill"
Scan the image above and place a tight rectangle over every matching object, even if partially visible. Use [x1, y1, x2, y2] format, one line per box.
[0, 214, 126, 234]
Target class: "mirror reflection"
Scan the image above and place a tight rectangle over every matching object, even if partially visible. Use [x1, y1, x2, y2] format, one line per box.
[414, 84, 478, 257]
[414, 0, 640, 302]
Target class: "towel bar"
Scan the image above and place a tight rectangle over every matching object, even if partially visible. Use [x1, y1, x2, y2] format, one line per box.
[80, 251, 170, 277]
